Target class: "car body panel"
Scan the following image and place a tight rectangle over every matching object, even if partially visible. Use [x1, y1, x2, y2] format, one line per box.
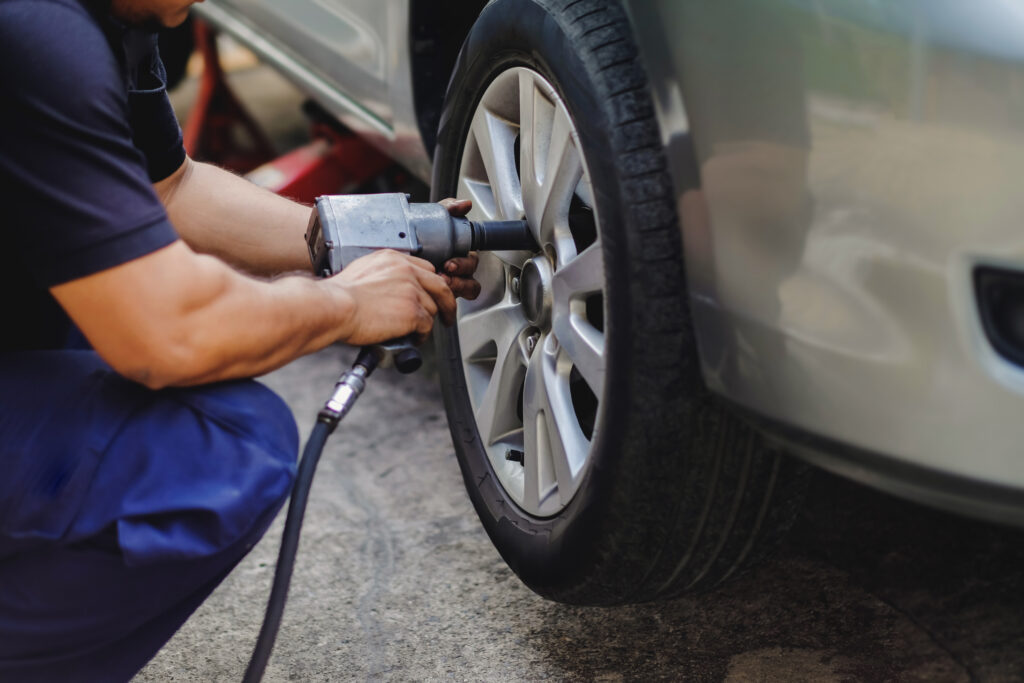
[194, 0, 432, 180]
[625, 0, 1024, 492]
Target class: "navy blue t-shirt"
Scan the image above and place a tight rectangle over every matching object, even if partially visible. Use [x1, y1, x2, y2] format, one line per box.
[0, 0, 184, 351]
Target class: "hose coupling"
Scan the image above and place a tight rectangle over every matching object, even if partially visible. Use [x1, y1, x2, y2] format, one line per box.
[318, 363, 371, 428]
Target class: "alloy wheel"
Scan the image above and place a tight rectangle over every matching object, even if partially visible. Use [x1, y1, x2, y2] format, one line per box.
[455, 67, 606, 517]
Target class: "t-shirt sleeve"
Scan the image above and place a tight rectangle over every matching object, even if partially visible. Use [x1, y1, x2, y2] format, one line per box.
[0, 2, 180, 287]
[124, 29, 188, 182]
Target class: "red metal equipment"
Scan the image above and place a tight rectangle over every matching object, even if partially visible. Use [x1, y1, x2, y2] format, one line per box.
[183, 20, 276, 173]
[183, 19, 392, 200]
[244, 123, 392, 204]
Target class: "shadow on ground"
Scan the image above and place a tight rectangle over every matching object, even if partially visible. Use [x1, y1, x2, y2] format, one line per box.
[528, 468, 1024, 681]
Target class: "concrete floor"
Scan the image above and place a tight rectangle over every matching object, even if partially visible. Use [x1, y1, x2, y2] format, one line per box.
[137, 62, 1024, 682]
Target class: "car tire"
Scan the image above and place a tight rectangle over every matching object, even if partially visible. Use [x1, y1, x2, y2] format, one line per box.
[432, 0, 806, 605]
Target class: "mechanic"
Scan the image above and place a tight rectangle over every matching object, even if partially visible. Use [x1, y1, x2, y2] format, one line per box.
[0, 0, 479, 680]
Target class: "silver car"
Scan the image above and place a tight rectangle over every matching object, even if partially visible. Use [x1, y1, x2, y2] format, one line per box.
[197, 0, 1024, 604]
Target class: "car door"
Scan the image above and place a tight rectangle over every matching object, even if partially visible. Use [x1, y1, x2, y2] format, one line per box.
[211, 0, 395, 128]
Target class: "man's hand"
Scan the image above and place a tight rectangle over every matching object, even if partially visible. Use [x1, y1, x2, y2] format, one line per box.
[438, 198, 482, 300]
[327, 250, 456, 346]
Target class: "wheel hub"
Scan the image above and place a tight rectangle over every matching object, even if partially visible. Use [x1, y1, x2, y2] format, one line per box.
[520, 257, 553, 329]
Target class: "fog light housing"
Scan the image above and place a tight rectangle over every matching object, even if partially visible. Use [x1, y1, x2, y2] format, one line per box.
[975, 266, 1024, 367]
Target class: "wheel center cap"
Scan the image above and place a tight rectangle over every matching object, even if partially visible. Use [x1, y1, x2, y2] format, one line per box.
[520, 257, 553, 329]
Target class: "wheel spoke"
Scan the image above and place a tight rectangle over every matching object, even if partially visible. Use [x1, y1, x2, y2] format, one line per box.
[544, 345, 589, 505]
[474, 346, 527, 448]
[519, 74, 554, 229]
[575, 174, 594, 208]
[523, 336, 591, 510]
[522, 345, 552, 511]
[552, 242, 605, 397]
[458, 300, 528, 362]
[458, 177, 496, 221]
[522, 408, 543, 511]
[519, 83, 580, 253]
[553, 240, 604, 295]
[471, 108, 524, 219]
[518, 72, 537, 186]
[538, 108, 583, 258]
[555, 320, 604, 399]
[460, 302, 529, 447]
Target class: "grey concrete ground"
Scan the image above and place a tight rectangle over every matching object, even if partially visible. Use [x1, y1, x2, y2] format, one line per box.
[138, 61, 1024, 681]
[137, 346, 1024, 682]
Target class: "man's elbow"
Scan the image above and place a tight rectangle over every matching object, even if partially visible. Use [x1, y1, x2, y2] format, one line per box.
[116, 365, 174, 391]
[153, 155, 194, 206]
[100, 334, 209, 390]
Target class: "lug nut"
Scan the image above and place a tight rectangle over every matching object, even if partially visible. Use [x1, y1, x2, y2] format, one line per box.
[526, 335, 537, 354]
[511, 276, 520, 297]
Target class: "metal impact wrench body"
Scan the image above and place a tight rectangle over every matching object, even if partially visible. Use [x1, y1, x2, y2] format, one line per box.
[304, 192, 536, 371]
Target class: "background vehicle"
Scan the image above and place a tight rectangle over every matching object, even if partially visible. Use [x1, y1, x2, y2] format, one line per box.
[196, 0, 1024, 603]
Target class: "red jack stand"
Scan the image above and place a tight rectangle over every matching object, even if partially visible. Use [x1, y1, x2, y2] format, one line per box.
[182, 19, 276, 173]
[245, 121, 393, 204]
[182, 20, 394, 203]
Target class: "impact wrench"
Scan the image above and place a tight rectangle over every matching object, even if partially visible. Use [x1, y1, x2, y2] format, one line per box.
[243, 193, 536, 682]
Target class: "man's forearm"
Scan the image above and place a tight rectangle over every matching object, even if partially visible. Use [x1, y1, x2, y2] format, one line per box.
[155, 157, 313, 276]
[52, 240, 454, 389]
[53, 241, 354, 388]
[164, 270, 350, 386]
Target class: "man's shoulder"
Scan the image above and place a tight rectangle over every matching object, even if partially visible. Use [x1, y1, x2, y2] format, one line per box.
[0, 0, 115, 70]
[0, 0, 102, 31]
[0, 0, 123, 114]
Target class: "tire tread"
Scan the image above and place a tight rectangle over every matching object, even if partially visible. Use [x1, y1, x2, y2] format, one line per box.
[543, 0, 804, 602]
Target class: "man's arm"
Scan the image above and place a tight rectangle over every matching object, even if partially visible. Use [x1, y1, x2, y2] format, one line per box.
[154, 157, 312, 275]
[51, 240, 455, 389]
[155, 158, 483, 300]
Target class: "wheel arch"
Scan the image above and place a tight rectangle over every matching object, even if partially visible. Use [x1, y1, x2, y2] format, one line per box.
[618, 1, 702, 194]
[408, 0, 490, 159]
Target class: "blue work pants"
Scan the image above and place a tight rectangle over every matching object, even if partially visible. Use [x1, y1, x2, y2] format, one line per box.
[0, 351, 298, 681]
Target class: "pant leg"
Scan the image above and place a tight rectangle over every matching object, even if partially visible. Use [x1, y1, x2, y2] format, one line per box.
[0, 351, 298, 682]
